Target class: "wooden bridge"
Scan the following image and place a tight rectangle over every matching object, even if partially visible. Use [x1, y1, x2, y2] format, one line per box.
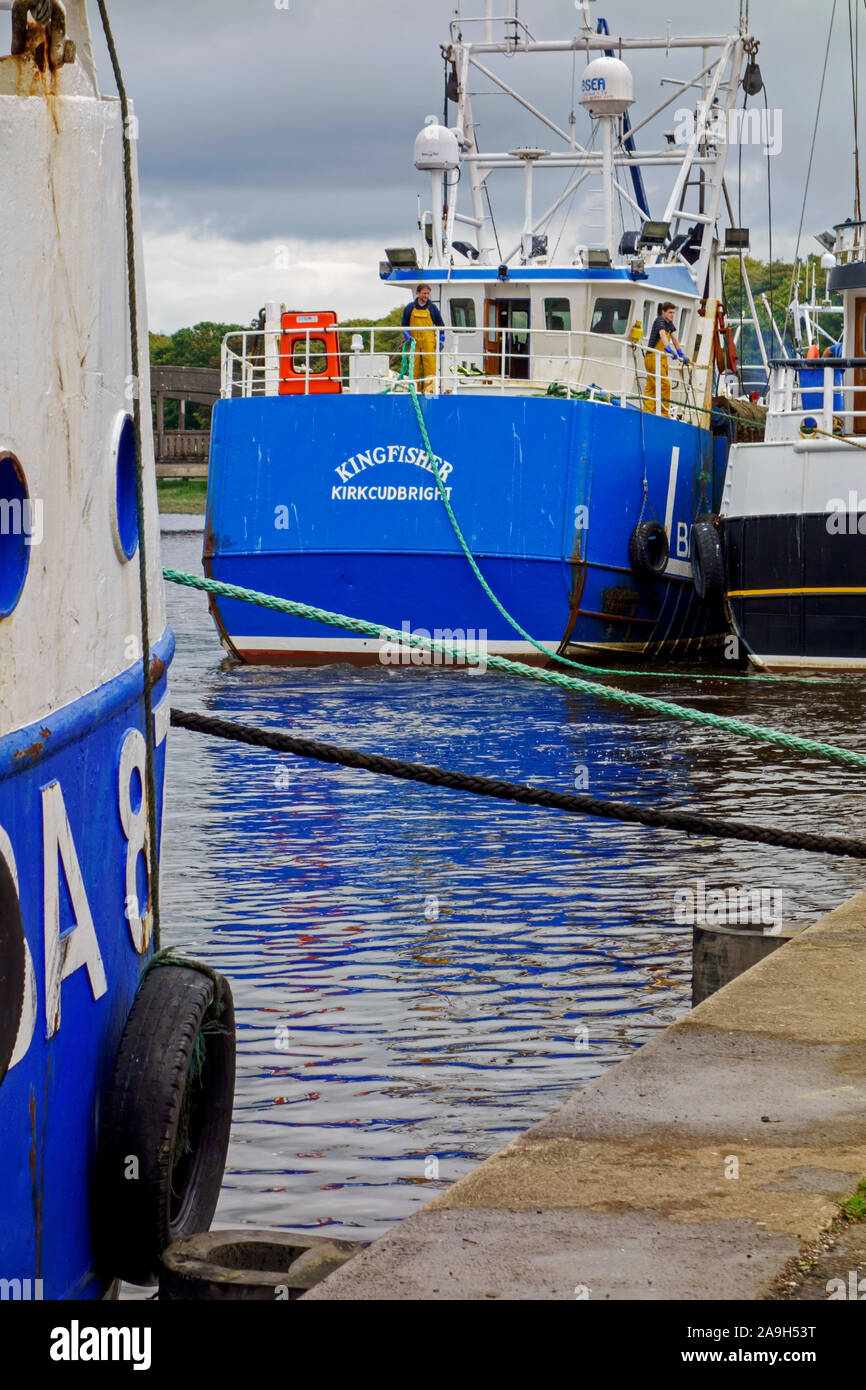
[152, 366, 220, 478]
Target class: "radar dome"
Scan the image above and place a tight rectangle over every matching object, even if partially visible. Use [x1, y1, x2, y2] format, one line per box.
[580, 56, 635, 118]
[414, 119, 460, 172]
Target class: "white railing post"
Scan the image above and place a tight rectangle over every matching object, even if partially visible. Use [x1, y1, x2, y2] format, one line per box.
[822, 366, 833, 434]
[350, 334, 363, 394]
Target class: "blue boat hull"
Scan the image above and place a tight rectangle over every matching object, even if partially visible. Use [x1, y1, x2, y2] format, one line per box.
[205, 394, 730, 664]
[0, 630, 173, 1300]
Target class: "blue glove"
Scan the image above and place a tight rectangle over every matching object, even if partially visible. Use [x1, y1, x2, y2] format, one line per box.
[439, 332, 445, 349]
[677, 349, 687, 362]
[403, 330, 412, 343]
[664, 345, 677, 358]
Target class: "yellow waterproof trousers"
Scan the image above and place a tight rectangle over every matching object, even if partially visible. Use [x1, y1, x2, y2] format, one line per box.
[643, 348, 670, 417]
[409, 307, 438, 393]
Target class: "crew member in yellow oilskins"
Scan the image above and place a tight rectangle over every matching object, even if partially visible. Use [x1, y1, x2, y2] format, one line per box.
[402, 284, 446, 394]
[643, 301, 687, 416]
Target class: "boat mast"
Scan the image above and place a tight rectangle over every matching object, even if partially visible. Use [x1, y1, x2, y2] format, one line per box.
[442, 13, 752, 282]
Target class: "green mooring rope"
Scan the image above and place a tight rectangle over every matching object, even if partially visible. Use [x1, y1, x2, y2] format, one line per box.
[162, 568, 866, 774]
[391, 341, 831, 687]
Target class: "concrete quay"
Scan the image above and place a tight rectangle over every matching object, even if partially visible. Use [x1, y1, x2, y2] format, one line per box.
[306, 889, 866, 1301]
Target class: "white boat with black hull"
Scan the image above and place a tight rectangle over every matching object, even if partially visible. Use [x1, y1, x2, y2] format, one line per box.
[722, 218, 866, 670]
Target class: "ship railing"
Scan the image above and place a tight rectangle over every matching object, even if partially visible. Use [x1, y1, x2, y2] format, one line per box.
[221, 326, 703, 422]
[765, 358, 866, 442]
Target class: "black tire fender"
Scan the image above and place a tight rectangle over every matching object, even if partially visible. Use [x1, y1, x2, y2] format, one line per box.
[690, 513, 726, 600]
[93, 962, 236, 1285]
[628, 519, 670, 579]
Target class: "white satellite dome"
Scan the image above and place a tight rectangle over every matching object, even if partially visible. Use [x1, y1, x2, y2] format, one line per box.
[414, 118, 460, 172]
[580, 56, 635, 118]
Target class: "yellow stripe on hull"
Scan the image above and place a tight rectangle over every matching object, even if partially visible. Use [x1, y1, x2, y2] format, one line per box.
[727, 587, 866, 599]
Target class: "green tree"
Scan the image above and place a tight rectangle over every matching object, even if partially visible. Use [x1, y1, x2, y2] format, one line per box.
[723, 255, 843, 362]
[150, 321, 246, 430]
[149, 321, 245, 370]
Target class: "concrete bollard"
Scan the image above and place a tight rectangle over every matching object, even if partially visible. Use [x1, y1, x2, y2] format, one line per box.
[159, 1229, 366, 1300]
[692, 923, 804, 1007]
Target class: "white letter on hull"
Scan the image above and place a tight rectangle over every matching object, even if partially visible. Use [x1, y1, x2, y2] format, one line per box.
[43, 782, 107, 1037]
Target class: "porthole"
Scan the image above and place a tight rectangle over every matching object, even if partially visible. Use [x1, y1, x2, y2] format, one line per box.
[113, 414, 139, 562]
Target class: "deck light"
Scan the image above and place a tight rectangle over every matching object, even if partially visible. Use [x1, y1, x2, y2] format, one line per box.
[725, 228, 750, 251]
[638, 220, 671, 247]
[385, 248, 420, 269]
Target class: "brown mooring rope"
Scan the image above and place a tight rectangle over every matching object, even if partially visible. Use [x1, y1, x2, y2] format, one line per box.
[171, 708, 866, 861]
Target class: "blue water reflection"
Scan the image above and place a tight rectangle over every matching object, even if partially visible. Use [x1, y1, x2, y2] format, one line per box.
[160, 524, 865, 1238]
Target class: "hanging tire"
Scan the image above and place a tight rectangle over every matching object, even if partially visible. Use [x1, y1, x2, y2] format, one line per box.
[690, 513, 725, 600]
[628, 520, 669, 579]
[93, 962, 236, 1285]
[0, 852, 25, 1089]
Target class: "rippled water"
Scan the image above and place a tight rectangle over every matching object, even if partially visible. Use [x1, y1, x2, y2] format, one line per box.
[159, 521, 866, 1240]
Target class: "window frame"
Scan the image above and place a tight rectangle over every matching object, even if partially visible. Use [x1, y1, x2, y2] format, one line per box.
[590, 296, 633, 337]
[449, 298, 478, 330]
[543, 297, 572, 332]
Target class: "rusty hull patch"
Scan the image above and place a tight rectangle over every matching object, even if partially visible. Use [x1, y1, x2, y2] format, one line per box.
[12, 725, 52, 765]
[600, 586, 641, 621]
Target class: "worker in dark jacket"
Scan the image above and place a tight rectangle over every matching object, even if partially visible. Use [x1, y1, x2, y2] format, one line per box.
[643, 301, 686, 416]
[402, 285, 445, 393]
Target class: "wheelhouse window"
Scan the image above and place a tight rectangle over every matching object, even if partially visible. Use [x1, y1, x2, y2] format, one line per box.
[450, 298, 477, 329]
[544, 298, 571, 331]
[679, 309, 691, 343]
[590, 298, 631, 335]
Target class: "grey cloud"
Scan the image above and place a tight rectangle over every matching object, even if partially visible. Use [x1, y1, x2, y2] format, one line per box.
[88, 0, 863, 259]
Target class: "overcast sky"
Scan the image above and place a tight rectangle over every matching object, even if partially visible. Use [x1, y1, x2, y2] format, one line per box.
[72, 0, 865, 331]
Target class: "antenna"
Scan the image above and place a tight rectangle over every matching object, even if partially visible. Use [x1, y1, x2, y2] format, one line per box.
[576, 0, 595, 34]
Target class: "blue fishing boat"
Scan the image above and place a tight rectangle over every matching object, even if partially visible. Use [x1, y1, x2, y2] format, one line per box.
[205, 4, 761, 666]
[0, 1, 233, 1301]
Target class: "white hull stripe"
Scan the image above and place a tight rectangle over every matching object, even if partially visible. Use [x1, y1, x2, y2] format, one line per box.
[230, 636, 561, 654]
[749, 654, 866, 671]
